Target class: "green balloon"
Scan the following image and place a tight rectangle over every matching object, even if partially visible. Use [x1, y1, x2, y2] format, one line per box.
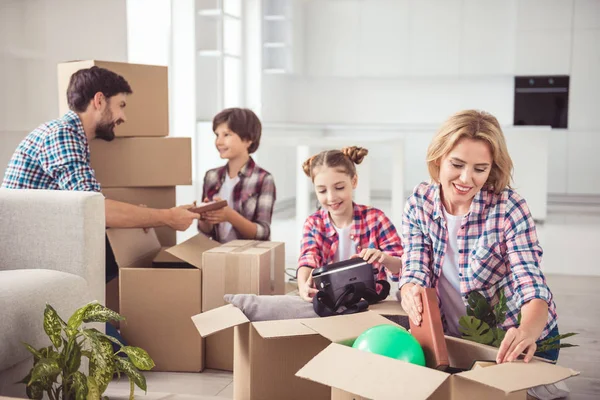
[352, 324, 426, 366]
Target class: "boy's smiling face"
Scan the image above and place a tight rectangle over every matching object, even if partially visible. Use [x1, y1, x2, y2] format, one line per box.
[214, 122, 252, 160]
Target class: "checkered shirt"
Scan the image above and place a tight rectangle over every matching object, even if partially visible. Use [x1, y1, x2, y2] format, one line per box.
[400, 183, 557, 340]
[2, 111, 101, 192]
[202, 157, 276, 241]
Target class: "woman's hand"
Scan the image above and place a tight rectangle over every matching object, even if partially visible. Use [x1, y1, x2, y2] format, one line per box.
[352, 248, 386, 264]
[298, 272, 319, 302]
[400, 283, 423, 325]
[496, 326, 539, 363]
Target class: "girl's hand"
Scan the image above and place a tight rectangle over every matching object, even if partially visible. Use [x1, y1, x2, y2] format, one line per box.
[496, 327, 539, 363]
[352, 248, 386, 264]
[299, 273, 319, 302]
[400, 283, 423, 326]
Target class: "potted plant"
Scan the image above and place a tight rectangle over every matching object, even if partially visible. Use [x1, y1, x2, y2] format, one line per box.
[459, 291, 577, 352]
[18, 302, 154, 400]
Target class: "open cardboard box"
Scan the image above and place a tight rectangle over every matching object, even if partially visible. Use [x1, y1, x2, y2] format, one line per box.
[297, 331, 579, 400]
[199, 239, 286, 371]
[108, 228, 219, 372]
[192, 300, 578, 400]
[109, 229, 285, 372]
[192, 299, 408, 400]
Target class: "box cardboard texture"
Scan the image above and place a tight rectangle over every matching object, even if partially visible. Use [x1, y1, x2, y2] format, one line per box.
[57, 60, 169, 137]
[193, 301, 578, 400]
[197, 240, 286, 371]
[108, 228, 219, 372]
[191, 300, 405, 400]
[102, 187, 177, 246]
[298, 334, 579, 400]
[90, 137, 192, 187]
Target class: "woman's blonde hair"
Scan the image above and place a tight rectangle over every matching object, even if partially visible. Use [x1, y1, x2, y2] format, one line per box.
[302, 146, 368, 182]
[427, 110, 513, 193]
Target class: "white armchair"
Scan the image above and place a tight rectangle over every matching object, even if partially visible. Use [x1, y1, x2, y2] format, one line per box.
[0, 189, 105, 398]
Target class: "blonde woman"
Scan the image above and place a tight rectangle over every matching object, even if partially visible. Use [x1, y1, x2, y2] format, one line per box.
[399, 110, 560, 365]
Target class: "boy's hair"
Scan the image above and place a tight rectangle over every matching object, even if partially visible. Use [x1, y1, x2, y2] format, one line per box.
[302, 146, 368, 182]
[213, 108, 262, 154]
[67, 66, 132, 112]
[427, 109, 513, 193]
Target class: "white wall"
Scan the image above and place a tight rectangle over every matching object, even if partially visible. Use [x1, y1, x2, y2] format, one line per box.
[0, 0, 128, 179]
[260, 0, 600, 202]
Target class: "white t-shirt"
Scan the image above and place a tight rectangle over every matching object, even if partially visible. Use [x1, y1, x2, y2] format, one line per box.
[333, 225, 357, 262]
[217, 173, 240, 243]
[438, 207, 468, 337]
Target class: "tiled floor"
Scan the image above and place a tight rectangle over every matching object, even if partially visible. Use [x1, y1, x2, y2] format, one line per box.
[106, 201, 600, 400]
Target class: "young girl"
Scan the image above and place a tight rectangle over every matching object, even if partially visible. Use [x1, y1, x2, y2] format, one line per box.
[198, 108, 276, 242]
[399, 110, 560, 365]
[297, 146, 403, 302]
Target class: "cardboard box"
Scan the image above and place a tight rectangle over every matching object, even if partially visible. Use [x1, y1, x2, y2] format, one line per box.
[102, 187, 177, 246]
[192, 300, 405, 400]
[298, 335, 579, 400]
[188, 240, 285, 371]
[108, 228, 219, 372]
[193, 302, 578, 400]
[57, 60, 168, 137]
[90, 137, 192, 187]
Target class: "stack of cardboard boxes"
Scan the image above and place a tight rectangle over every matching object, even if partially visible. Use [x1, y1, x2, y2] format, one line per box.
[57, 60, 191, 318]
[57, 60, 285, 372]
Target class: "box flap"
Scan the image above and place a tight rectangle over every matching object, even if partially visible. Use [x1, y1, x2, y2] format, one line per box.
[252, 319, 319, 339]
[153, 247, 185, 264]
[368, 298, 407, 316]
[300, 311, 396, 343]
[457, 360, 579, 393]
[191, 305, 249, 337]
[106, 228, 161, 267]
[296, 343, 449, 400]
[166, 234, 220, 269]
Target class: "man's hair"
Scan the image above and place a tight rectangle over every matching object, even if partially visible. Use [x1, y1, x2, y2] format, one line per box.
[67, 66, 132, 112]
[212, 108, 262, 154]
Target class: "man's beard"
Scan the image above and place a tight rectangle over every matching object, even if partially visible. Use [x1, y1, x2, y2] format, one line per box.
[95, 108, 116, 142]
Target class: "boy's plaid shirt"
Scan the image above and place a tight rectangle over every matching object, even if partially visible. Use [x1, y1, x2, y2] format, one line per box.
[298, 203, 403, 282]
[2, 111, 101, 192]
[400, 183, 557, 339]
[202, 157, 276, 241]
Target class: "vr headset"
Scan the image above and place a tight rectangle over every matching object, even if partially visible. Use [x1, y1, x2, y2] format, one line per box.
[311, 258, 390, 317]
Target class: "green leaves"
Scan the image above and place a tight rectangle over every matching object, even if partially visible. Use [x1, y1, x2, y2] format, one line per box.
[120, 347, 155, 371]
[82, 303, 125, 324]
[87, 377, 100, 400]
[537, 332, 579, 352]
[67, 303, 93, 335]
[491, 327, 506, 347]
[83, 329, 115, 394]
[466, 291, 496, 327]
[26, 382, 44, 400]
[115, 357, 147, 393]
[43, 305, 64, 348]
[29, 358, 61, 386]
[64, 338, 83, 375]
[20, 302, 154, 400]
[459, 316, 494, 344]
[493, 290, 508, 326]
[70, 371, 89, 400]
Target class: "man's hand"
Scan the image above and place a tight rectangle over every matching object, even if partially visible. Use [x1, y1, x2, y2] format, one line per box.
[166, 205, 200, 231]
